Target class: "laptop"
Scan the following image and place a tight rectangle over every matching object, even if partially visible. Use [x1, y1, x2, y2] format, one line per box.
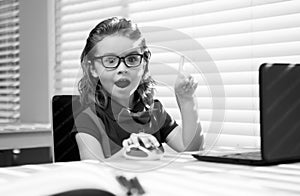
[193, 63, 300, 165]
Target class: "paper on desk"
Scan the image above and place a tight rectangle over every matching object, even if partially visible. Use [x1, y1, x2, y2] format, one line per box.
[0, 162, 124, 196]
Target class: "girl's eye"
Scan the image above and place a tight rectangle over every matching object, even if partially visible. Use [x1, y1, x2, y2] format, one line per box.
[128, 57, 137, 62]
[126, 55, 140, 63]
[103, 56, 117, 64]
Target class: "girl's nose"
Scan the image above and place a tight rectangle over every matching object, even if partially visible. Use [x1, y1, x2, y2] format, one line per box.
[116, 61, 128, 74]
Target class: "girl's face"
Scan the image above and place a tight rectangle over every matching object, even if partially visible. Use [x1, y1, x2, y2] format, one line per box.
[90, 35, 146, 104]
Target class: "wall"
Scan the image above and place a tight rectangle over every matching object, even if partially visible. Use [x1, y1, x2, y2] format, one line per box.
[19, 0, 55, 123]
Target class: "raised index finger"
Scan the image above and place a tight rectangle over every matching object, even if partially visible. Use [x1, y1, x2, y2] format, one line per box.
[179, 55, 184, 74]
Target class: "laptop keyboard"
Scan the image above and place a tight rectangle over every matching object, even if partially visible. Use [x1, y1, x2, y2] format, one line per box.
[221, 151, 262, 160]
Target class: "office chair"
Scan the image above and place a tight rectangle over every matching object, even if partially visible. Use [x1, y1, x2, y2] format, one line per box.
[52, 95, 84, 162]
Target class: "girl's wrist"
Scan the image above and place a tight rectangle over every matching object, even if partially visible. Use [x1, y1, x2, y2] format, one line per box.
[176, 94, 196, 104]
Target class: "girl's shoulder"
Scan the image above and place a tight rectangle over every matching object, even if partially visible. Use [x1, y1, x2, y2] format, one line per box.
[153, 99, 165, 110]
[151, 99, 169, 118]
[75, 106, 105, 128]
[74, 107, 96, 126]
[75, 106, 107, 133]
[153, 99, 162, 105]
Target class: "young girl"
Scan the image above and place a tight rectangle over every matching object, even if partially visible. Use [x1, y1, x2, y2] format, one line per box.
[74, 17, 203, 160]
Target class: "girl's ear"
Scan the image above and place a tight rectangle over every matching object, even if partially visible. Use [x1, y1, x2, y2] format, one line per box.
[88, 61, 98, 78]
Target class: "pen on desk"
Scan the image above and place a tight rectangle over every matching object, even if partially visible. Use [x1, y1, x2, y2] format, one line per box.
[116, 175, 133, 196]
[130, 177, 145, 195]
[116, 175, 145, 196]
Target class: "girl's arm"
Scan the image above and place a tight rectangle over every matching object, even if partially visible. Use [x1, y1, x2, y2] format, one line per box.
[166, 57, 204, 152]
[166, 94, 204, 152]
[75, 133, 105, 160]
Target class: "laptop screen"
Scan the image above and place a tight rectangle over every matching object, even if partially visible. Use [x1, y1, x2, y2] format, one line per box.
[260, 63, 300, 161]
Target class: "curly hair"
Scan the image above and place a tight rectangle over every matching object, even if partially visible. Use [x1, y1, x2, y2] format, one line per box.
[78, 17, 156, 109]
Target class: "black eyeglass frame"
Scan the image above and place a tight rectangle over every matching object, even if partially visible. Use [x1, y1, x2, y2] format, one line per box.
[92, 53, 146, 69]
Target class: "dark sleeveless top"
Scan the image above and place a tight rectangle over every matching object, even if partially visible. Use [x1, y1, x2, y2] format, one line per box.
[73, 97, 178, 158]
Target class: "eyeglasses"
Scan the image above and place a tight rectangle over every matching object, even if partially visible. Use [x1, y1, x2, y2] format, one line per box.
[93, 53, 144, 69]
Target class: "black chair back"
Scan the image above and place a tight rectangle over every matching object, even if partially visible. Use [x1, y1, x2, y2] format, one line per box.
[52, 95, 84, 162]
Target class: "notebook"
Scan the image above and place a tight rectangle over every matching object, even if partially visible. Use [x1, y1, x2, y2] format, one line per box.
[193, 63, 300, 165]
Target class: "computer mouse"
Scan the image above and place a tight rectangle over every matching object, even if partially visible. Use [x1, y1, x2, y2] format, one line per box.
[51, 188, 115, 196]
[123, 143, 164, 160]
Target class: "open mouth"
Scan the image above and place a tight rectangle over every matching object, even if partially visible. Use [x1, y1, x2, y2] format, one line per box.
[114, 79, 131, 88]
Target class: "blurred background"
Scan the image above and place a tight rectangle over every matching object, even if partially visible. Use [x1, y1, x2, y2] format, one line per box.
[0, 0, 299, 166]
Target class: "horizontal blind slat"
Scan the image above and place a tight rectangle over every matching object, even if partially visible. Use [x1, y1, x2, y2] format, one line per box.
[167, 108, 259, 123]
[0, 89, 19, 95]
[153, 42, 300, 62]
[152, 72, 259, 86]
[205, 133, 260, 147]
[129, 0, 285, 18]
[155, 85, 258, 97]
[58, 6, 123, 24]
[0, 96, 19, 102]
[0, 103, 19, 110]
[59, 0, 121, 8]
[146, 27, 300, 51]
[0, 111, 19, 118]
[158, 97, 259, 110]
[0, 73, 19, 79]
[134, 1, 300, 28]
[0, 57, 19, 64]
[201, 121, 260, 136]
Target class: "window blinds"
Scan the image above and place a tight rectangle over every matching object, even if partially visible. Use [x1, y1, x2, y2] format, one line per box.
[55, 0, 300, 147]
[0, 0, 20, 123]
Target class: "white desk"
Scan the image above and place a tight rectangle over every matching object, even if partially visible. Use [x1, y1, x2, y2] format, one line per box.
[0, 152, 300, 196]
